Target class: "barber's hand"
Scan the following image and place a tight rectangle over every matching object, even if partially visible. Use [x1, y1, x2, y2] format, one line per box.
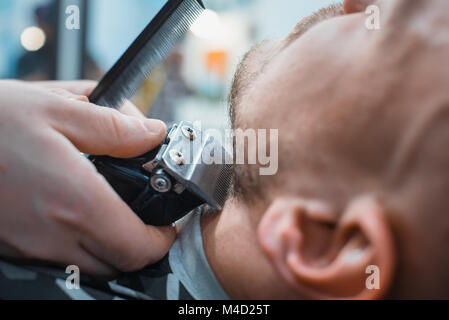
[0, 80, 175, 277]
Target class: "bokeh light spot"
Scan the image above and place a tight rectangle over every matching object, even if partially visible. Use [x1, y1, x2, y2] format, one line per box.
[20, 26, 46, 52]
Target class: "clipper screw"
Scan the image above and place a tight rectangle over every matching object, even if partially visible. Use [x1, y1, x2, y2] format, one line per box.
[170, 149, 185, 165]
[150, 170, 172, 193]
[181, 126, 196, 141]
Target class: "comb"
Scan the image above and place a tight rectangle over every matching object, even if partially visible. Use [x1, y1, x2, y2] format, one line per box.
[89, 0, 205, 108]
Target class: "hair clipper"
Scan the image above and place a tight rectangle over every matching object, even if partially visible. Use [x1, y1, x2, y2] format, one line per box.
[90, 122, 232, 226]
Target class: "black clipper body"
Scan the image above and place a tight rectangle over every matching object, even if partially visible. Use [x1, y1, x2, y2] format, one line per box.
[91, 121, 232, 226]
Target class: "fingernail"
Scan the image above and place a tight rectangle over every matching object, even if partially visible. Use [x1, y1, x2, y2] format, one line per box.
[144, 119, 166, 135]
[68, 95, 89, 102]
[78, 95, 89, 102]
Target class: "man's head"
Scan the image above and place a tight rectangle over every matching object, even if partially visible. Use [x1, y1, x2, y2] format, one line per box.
[227, 0, 449, 299]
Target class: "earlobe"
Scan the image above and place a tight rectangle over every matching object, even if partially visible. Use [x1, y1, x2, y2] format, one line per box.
[258, 196, 396, 300]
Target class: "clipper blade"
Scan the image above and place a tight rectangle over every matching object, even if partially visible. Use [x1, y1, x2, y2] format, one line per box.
[157, 122, 234, 210]
[212, 164, 233, 209]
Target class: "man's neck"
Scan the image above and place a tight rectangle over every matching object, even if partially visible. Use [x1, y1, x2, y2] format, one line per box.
[200, 199, 298, 299]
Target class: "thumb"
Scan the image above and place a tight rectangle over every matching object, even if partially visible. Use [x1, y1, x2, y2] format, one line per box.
[50, 99, 166, 158]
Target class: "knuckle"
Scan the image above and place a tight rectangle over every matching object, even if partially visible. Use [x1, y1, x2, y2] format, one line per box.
[105, 111, 149, 157]
[50, 88, 66, 95]
[47, 206, 84, 229]
[45, 96, 72, 118]
[106, 110, 126, 142]
[44, 199, 90, 231]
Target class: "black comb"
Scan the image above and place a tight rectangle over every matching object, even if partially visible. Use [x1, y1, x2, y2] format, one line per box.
[89, 0, 205, 108]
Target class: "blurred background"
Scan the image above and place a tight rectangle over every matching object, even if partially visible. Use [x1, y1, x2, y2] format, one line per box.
[0, 0, 336, 128]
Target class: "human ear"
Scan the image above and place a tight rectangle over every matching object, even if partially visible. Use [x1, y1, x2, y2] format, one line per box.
[257, 196, 395, 299]
[343, 0, 376, 14]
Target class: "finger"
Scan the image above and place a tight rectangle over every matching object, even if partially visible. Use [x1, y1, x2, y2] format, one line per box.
[343, 0, 377, 14]
[59, 245, 118, 278]
[0, 229, 117, 277]
[83, 222, 177, 273]
[71, 164, 177, 271]
[49, 99, 166, 158]
[35, 133, 175, 274]
[36, 80, 98, 96]
[119, 100, 146, 119]
[83, 218, 176, 273]
[50, 88, 89, 103]
[37, 81, 146, 119]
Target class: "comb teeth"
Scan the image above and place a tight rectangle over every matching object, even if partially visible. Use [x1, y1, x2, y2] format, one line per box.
[92, 0, 204, 108]
[212, 164, 233, 209]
